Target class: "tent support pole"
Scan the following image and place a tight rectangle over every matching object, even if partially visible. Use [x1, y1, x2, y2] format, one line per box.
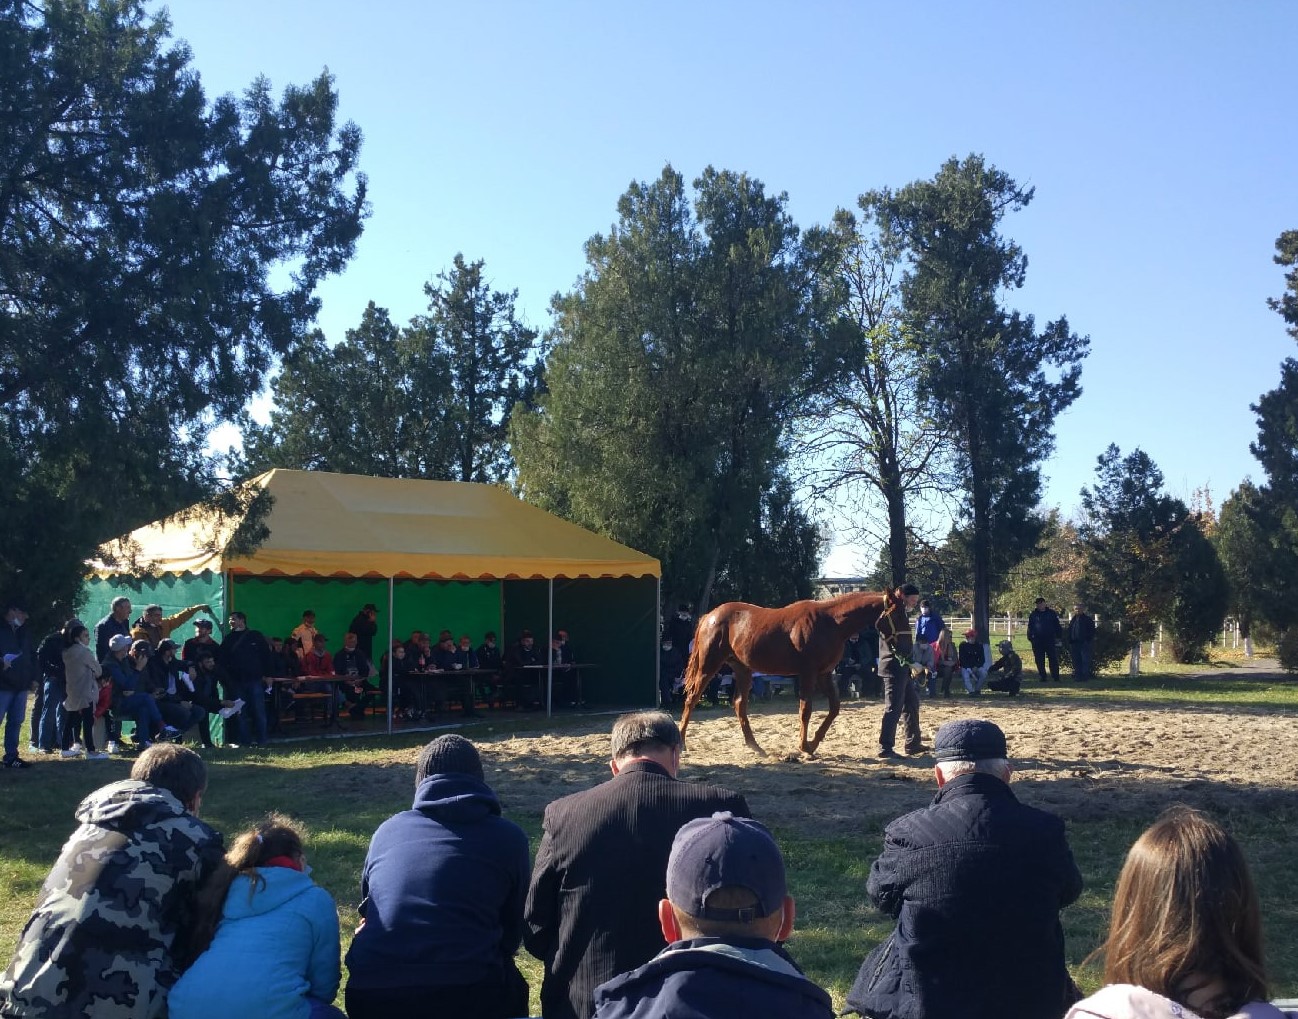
[655, 575, 661, 708]
[386, 577, 394, 735]
[546, 578, 554, 719]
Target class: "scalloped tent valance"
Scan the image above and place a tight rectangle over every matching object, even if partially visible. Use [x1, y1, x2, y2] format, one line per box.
[91, 469, 660, 581]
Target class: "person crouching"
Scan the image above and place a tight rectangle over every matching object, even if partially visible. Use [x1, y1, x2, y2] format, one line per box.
[591, 811, 833, 1019]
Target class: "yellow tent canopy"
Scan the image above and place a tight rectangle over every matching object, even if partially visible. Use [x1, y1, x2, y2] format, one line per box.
[92, 469, 660, 581]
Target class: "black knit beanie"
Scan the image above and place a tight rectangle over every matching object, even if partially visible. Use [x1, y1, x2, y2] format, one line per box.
[416, 734, 483, 785]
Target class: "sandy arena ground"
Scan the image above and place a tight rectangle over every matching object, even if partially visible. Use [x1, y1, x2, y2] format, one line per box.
[473, 662, 1298, 834]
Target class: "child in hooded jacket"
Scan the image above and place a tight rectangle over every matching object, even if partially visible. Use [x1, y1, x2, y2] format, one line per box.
[168, 815, 344, 1019]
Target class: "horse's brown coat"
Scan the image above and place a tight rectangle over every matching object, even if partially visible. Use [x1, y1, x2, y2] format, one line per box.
[679, 589, 912, 757]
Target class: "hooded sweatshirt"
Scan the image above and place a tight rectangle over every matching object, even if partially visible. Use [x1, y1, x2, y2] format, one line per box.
[167, 867, 341, 1019]
[592, 937, 835, 1019]
[0, 780, 223, 1019]
[1066, 984, 1292, 1019]
[344, 772, 531, 989]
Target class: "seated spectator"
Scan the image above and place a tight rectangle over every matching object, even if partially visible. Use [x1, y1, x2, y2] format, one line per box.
[550, 630, 581, 707]
[132, 602, 212, 649]
[0, 745, 224, 1015]
[431, 633, 457, 672]
[148, 640, 207, 738]
[301, 634, 334, 678]
[100, 635, 165, 752]
[933, 628, 958, 698]
[334, 631, 375, 720]
[168, 814, 344, 1019]
[267, 636, 300, 678]
[403, 629, 426, 663]
[554, 629, 576, 666]
[984, 640, 1023, 696]
[345, 735, 530, 1019]
[836, 632, 868, 700]
[476, 631, 502, 673]
[959, 628, 987, 695]
[846, 719, 1082, 1019]
[416, 633, 435, 669]
[380, 639, 418, 719]
[1066, 806, 1286, 1019]
[182, 618, 221, 663]
[61, 622, 107, 759]
[475, 631, 504, 707]
[453, 635, 479, 671]
[189, 652, 244, 749]
[592, 811, 833, 1019]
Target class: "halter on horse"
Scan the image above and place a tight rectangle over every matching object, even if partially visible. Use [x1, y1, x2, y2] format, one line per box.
[678, 588, 912, 757]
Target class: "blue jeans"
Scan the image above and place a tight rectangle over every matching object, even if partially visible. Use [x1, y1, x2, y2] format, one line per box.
[1071, 640, 1093, 679]
[39, 677, 66, 750]
[118, 691, 163, 741]
[0, 687, 29, 762]
[230, 679, 268, 744]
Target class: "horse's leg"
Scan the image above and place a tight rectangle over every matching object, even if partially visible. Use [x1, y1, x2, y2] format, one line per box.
[730, 665, 764, 755]
[806, 673, 841, 757]
[797, 677, 816, 755]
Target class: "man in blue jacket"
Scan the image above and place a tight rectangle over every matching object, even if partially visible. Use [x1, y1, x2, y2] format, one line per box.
[345, 734, 531, 1019]
[592, 811, 833, 1019]
[847, 719, 1083, 1019]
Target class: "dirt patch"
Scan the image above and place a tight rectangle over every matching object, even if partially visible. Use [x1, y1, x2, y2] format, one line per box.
[483, 687, 1298, 836]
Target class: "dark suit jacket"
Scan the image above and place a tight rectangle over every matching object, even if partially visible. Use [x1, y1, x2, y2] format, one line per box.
[524, 759, 750, 1019]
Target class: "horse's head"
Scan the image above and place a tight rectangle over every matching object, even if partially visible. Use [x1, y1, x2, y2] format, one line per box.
[878, 589, 913, 656]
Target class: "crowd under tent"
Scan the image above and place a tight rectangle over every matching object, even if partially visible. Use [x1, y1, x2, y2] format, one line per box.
[84, 469, 661, 726]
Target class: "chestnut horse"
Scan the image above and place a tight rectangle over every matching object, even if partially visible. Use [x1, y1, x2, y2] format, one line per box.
[679, 588, 913, 757]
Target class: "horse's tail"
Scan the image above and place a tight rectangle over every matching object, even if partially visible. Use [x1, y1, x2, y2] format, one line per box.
[682, 626, 708, 701]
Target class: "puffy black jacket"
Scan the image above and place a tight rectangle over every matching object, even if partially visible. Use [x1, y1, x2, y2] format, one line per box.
[847, 772, 1083, 1019]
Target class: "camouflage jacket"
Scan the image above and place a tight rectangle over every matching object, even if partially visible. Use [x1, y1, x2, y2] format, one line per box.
[0, 780, 224, 1019]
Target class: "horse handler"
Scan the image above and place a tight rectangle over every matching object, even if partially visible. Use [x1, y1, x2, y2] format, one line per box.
[876, 584, 924, 759]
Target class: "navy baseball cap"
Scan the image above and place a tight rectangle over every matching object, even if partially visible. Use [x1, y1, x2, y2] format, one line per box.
[666, 812, 786, 921]
[934, 719, 1008, 763]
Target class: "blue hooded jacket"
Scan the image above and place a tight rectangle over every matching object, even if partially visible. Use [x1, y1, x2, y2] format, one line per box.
[344, 771, 530, 989]
[167, 866, 341, 1019]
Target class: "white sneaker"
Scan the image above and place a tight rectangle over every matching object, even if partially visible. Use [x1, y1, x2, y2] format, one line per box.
[219, 699, 245, 720]
[104, 741, 120, 754]
[60, 748, 83, 758]
[68, 742, 84, 754]
[85, 751, 110, 760]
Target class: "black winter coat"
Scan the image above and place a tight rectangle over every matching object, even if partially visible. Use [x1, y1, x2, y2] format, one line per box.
[847, 772, 1083, 1019]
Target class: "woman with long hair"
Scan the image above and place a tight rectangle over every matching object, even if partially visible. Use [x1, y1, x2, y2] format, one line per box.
[168, 814, 344, 1019]
[1067, 805, 1288, 1019]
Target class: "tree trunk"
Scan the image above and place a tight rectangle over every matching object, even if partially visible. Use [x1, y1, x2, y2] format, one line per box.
[967, 415, 992, 640]
[698, 545, 721, 615]
[884, 468, 907, 588]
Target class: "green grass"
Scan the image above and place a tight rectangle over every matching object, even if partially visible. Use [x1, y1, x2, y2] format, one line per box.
[3, 674, 1296, 1013]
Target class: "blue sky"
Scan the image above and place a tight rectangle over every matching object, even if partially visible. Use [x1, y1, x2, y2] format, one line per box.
[163, 1, 1298, 573]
